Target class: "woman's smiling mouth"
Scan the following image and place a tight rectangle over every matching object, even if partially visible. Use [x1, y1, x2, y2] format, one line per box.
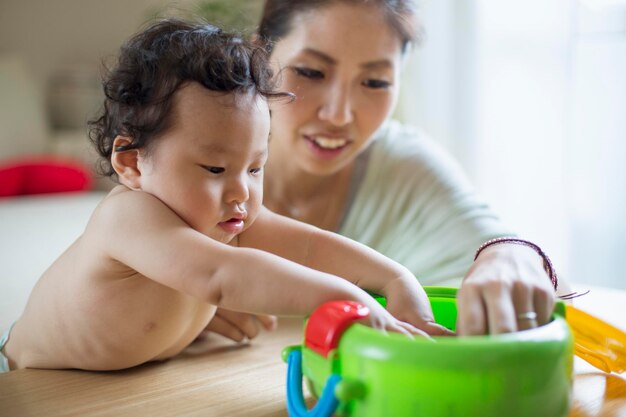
[303, 134, 351, 157]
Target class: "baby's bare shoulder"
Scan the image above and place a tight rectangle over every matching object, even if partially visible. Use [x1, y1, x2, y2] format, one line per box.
[80, 186, 183, 256]
[82, 186, 196, 264]
[88, 186, 174, 230]
[95, 185, 163, 211]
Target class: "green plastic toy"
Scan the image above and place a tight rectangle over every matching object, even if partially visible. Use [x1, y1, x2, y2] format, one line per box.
[283, 287, 574, 417]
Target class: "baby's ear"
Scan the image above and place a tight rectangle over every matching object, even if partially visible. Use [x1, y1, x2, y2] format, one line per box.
[111, 136, 141, 190]
[250, 32, 262, 45]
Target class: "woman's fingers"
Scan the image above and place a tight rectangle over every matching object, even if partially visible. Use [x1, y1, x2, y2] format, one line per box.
[458, 281, 520, 335]
[512, 282, 538, 331]
[533, 286, 555, 326]
[458, 280, 556, 336]
[483, 283, 517, 334]
[456, 284, 487, 336]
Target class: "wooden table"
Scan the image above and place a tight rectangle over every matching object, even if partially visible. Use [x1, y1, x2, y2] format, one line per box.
[1, 286, 624, 417]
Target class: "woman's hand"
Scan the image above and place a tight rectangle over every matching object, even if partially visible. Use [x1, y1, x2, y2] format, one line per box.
[198, 308, 277, 343]
[382, 277, 455, 336]
[456, 243, 556, 336]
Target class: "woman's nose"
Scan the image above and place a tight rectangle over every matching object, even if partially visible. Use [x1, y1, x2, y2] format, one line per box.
[318, 82, 354, 126]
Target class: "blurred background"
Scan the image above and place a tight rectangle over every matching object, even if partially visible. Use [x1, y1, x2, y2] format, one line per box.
[0, 0, 624, 289]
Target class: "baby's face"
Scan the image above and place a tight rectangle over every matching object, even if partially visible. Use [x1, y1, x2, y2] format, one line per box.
[137, 82, 270, 243]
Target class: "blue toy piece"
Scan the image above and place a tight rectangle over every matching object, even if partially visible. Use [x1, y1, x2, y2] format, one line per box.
[286, 348, 341, 417]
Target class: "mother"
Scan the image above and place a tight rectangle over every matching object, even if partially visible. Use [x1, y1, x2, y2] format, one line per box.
[256, 0, 566, 336]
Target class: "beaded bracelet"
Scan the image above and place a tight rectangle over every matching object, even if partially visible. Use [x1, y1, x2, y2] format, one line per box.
[474, 237, 558, 291]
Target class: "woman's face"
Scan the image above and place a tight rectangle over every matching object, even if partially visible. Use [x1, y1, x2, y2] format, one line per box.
[269, 3, 405, 176]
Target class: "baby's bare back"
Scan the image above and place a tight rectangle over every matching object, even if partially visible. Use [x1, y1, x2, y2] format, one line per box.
[6, 189, 216, 371]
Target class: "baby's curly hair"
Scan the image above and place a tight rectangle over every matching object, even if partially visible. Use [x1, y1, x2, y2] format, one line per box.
[89, 18, 287, 178]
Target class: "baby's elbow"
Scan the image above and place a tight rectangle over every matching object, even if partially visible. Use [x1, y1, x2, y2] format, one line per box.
[201, 266, 224, 305]
[200, 246, 259, 308]
[183, 243, 245, 305]
[180, 261, 223, 305]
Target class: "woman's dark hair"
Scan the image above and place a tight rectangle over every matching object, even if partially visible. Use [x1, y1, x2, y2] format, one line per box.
[258, 0, 421, 53]
[89, 18, 289, 178]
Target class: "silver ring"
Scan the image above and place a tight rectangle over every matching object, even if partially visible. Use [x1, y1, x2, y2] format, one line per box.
[517, 311, 538, 321]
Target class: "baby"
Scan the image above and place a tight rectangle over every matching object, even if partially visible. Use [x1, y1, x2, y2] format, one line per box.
[0, 19, 449, 372]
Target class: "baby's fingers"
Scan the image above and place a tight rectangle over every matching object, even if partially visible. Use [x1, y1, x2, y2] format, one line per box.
[255, 314, 278, 331]
[386, 321, 430, 339]
[206, 314, 247, 342]
[422, 321, 456, 336]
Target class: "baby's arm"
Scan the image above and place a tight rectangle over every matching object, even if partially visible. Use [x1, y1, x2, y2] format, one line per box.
[239, 207, 452, 335]
[96, 191, 417, 335]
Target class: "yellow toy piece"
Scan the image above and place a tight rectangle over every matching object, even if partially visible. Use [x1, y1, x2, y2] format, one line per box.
[566, 304, 626, 374]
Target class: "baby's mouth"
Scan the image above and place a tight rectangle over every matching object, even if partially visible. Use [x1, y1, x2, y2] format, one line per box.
[218, 217, 245, 234]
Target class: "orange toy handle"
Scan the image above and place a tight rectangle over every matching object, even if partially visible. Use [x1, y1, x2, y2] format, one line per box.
[566, 304, 626, 374]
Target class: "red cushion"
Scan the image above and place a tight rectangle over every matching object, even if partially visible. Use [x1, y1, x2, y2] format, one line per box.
[0, 165, 23, 197]
[0, 157, 93, 197]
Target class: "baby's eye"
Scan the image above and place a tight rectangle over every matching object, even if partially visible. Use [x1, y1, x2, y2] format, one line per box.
[292, 67, 324, 80]
[203, 166, 225, 174]
[362, 79, 391, 89]
[250, 167, 263, 174]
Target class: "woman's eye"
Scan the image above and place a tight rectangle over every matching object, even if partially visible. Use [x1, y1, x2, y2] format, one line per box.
[203, 166, 225, 174]
[293, 67, 324, 80]
[363, 79, 391, 89]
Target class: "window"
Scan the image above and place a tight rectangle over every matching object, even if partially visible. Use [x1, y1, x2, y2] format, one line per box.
[398, 0, 626, 288]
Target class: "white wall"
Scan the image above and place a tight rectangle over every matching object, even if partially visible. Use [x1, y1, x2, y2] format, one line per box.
[472, 0, 572, 277]
[0, 0, 193, 93]
[568, 2, 626, 288]
[0, 0, 196, 183]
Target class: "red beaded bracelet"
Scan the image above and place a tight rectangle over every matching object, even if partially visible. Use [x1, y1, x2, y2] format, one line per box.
[474, 237, 558, 291]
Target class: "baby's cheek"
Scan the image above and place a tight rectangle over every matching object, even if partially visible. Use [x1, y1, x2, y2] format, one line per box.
[249, 185, 263, 209]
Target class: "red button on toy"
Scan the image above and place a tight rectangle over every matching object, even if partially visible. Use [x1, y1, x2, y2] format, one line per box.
[304, 301, 370, 358]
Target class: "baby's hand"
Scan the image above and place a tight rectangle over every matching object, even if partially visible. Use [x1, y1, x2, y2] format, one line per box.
[199, 308, 277, 343]
[361, 301, 429, 338]
[382, 277, 455, 336]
